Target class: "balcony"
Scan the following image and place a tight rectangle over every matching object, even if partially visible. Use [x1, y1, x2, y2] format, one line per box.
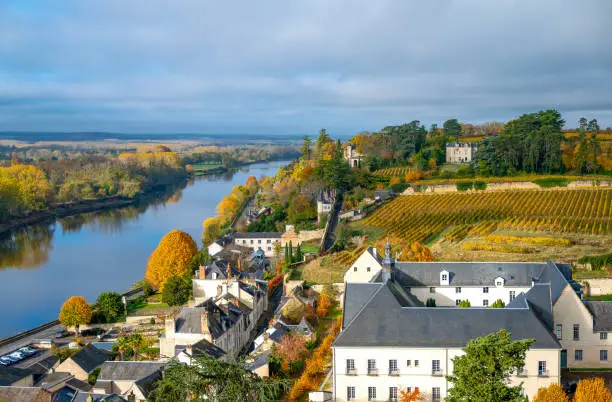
[346, 368, 357, 376]
[432, 369, 444, 376]
[389, 369, 400, 376]
[538, 369, 549, 377]
[367, 368, 378, 376]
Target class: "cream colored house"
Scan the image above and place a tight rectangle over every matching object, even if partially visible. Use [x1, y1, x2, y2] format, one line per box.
[445, 142, 477, 163]
[55, 344, 113, 382]
[93, 361, 165, 402]
[335, 244, 611, 401]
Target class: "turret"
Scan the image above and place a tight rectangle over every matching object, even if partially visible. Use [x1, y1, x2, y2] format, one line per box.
[381, 241, 394, 282]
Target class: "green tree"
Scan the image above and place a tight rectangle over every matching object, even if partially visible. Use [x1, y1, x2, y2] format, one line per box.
[149, 354, 291, 402]
[96, 292, 124, 323]
[314, 129, 332, 161]
[490, 299, 506, 308]
[162, 275, 192, 306]
[288, 241, 293, 264]
[426, 298, 436, 307]
[189, 248, 214, 273]
[445, 329, 533, 402]
[443, 118, 462, 139]
[295, 243, 303, 262]
[301, 135, 312, 160]
[458, 300, 471, 308]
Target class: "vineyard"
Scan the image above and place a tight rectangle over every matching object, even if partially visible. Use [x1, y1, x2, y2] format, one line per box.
[372, 166, 417, 177]
[361, 189, 611, 244]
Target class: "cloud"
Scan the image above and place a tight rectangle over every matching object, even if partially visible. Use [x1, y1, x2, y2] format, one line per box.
[0, 0, 611, 134]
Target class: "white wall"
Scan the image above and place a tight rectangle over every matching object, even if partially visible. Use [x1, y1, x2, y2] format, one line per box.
[344, 250, 382, 283]
[235, 237, 280, 257]
[553, 285, 612, 368]
[410, 285, 532, 307]
[334, 346, 559, 401]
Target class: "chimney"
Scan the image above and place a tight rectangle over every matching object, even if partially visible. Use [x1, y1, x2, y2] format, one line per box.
[217, 285, 223, 297]
[234, 296, 240, 307]
[165, 318, 175, 337]
[200, 312, 211, 341]
[198, 265, 206, 279]
[186, 344, 193, 356]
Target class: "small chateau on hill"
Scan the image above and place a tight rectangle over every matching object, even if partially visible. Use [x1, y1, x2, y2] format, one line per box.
[445, 141, 477, 163]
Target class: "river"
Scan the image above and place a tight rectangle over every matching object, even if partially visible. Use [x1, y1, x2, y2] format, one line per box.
[0, 160, 289, 339]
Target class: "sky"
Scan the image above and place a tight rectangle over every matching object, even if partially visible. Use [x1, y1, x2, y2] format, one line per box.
[1, 1, 611, 135]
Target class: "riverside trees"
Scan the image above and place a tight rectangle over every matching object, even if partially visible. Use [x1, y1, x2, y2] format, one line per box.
[144, 230, 198, 291]
[59, 296, 92, 334]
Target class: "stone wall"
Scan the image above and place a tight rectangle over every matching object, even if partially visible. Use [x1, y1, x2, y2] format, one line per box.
[582, 278, 612, 296]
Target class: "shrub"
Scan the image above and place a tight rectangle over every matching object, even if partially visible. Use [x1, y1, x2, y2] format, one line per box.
[426, 298, 436, 307]
[574, 377, 612, 402]
[578, 253, 612, 270]
[391, 182, 408, 193]
[458, 300, 471, 308]
[533, 177, 570, 188]
[490, 299, 506, 308]
[533, 383, 569, 402]
[456, 181, 473, 191]
[88, 368, 101, 385]
[162, 275, 191, 306]
[473, 181, 487, 190]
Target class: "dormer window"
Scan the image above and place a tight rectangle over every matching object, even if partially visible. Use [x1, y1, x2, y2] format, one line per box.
[440, 270, 450, 286]
[495, 277, 505, 287]
[211, 272, 217, 280]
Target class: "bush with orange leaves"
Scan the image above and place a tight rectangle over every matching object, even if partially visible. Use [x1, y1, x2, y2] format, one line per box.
[376, 237, 434, 262]
[59, 296, 92, 333]
[532, 383, 569, 402]
[287, 317, 342, 401]
[404, 171, 424, 182]
[574, 377, 612, 402]
[400, 387, 424, 402]
[267, 274, 283, 295]
[277, 334, 308, 371]
[316, 293, 333, 318]
[144, 230, 198, 291]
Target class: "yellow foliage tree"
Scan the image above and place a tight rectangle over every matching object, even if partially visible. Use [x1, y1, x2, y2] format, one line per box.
[574, 377, 612, 402]
[145, 230, 198, 290]
[532, 383, 569, 402]
[245, 176, 258, 196]
[390, 176, 402, 186]
[0, 164, 51, 211]
[59, 296, 92, 333]
[202, 217, 220, 245]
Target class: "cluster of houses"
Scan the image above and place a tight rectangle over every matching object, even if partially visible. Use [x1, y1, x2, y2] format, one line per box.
[331, 244, 612, 402]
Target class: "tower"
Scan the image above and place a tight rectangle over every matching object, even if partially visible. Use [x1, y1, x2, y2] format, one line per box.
[381, 241, 394, 282]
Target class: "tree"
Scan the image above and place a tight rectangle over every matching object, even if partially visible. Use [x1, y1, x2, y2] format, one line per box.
[426, 298, 436, 307]
[490, 299, 506, 308]
[202, 217, 221, 245]
[295, 243, 303, 262]
[162, 275, 191, 306]
[276, 334, 308, 371]
[145, 230, 198, 291]
[458, 300, 471, 308]
[287, 194, 316, 223]
[245, 176, 259, 196]
[574, 377, 612, 402]
[445, 329, 534, 402]
[301, 135, 312, 160]
[400, 387, 424, 401]
[96, 292, 123, 323]
[114, 332, 154, 361]
[59, 296, 92, 334]
[149, 354, 290, 402]
[443, 118, 462, 139]
[532, 383, 569, 402]
[316, 293, 333, 318]
[189, 249, 213, 273]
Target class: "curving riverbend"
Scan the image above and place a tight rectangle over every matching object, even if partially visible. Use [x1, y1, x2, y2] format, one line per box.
[0, 160, 289, 339]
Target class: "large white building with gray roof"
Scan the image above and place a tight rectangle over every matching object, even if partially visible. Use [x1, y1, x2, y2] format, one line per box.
[334, 244, 611, 401]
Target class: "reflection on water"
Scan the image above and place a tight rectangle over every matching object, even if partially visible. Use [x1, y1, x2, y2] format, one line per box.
[0, 160, 289, 338]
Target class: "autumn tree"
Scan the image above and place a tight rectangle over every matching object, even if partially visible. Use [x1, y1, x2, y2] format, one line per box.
[145, 230, 198, 290]
[532, 383, 569, 402]
[0, 164, 51, 212]
[400, 387, 423, 402]
[316, 293, 333, 318]
[245, 175, 259, 196]
[59, 296, 92, 334]
[202, 217, 221, 245]
[573, 377, 612, 402]
[287, 194, 316, 223]
[276, 334, 308, 371]
[446, 329, 533, 402]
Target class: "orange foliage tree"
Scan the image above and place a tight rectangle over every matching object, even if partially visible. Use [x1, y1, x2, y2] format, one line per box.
[399, 387, 423, 402]
[574, 377, 612, 402]
[276, 334, 308, 370]
[245, 175, 259, 196]
[532, 383, 569, 402]
[145, 230, 198, 290]
[59, 296, 92, 333]
[316, 293, 333, 318]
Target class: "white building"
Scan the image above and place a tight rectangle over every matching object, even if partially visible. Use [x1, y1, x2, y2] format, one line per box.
[445, 142, 477, 164]
[335, 244, 611, 401]
[317, 190, 335, 215]
[344, 145, 364, 168]
[234, 232, 281, 257]
[207, 240, 224, 257]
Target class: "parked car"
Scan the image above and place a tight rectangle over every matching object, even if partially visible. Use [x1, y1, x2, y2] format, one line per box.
[54, 330, 70, 339]
[3, 355, 21, 363]
[80, 328, 104, 337]
[0, 356, 12, 365]
[8, 351, 25, 361]
[18, 347, 37, 357]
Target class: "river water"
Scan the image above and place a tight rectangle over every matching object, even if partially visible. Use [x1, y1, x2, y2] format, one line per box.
[0, 160, 288, 339]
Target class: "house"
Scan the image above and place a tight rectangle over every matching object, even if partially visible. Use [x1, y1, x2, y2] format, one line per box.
[336, 243, 612, 401]
[55, 343, 114, 382]
[0, 367, 35, 387]
[24, 355, 59, 376]
[374, 189, 393, 201]
[445, 141, 478, 163]
[207, 240, 224, 257]
[317, 190, 335, 216]
[234, 232, 282, 257]
[160, 278, 266, 360]
[177, 339, 227, 365]
[344, 144, 364, 168]
[93, 361, 165, 402]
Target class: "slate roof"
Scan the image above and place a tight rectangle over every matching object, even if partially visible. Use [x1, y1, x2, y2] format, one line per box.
[25, 355, 59, 375]
[0, 366, 35, 386]
[68, 344, 114, 374]
[175, 299, 242, 338]
[234, 232, 282, 239]
[343, 283, 383, 329]
[0, 386, 51, 401]
[134, 370, 162, 399]
[181, 338, 227, 359]
[585, 301, 612, 332]
[335, 281, 561, 349]
[98, 361, 165, 381]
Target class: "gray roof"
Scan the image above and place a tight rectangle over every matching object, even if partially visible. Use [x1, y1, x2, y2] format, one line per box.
[335, 281, 561, 349]
[134, 370, 162, 399]
[98, 361, 165, 381]
[525, 283, 554, 330]
[0, 386, 51, 401]
[175, 299, 242, 339]
[69, 344, 114, 374]
[0, 367, 35, 386]
[343, 283, 383, 328]
[585, 301, 612, 332]
[234, 232, 282, 239]
[180, 338, 227, 359]
[25, 355, 59, 375]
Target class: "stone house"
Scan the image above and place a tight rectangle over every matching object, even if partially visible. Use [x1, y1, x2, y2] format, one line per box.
[93, 361, 165, 402]
[344, 144, 364, 168]
[55, 343, 114, 382]
[445, 141, 477, 163]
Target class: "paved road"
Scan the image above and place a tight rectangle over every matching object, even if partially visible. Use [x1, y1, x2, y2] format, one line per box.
[0, 323, 63, 356]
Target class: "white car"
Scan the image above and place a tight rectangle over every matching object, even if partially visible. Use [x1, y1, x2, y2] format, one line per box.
[8, 351, 25, 361]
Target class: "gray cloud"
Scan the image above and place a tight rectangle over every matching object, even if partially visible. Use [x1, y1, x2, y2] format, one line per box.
[0, 0, 611, 134]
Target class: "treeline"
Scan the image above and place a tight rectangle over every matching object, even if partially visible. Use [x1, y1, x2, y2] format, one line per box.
[183, 145, 299, 168]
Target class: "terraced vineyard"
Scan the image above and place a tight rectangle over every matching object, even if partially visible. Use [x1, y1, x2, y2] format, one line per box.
[361, 189, 611, 243]
[372, 166, 416, 176]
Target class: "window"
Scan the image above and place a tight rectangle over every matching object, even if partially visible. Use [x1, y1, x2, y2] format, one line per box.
[483, 287, 489, 293]
[406, 360, 411, 367]
[267, 239, 271, 244]
[368, 387, 376, 401]
[575, 350, 583, 361]
[414, 360, 419, 367]
[242, 240, 247, 244]
[573, 324, 580, 341]
[250, 240, 254, 244]
[368, 359, 377, 375]
[347, 386, 355, 401]
[389, 387, 398, 402]
[430, 287, 435, 293]
[211, 272, 217, 280]
[389, 359, 398, 374]
[441, 274, 448, 281]
[538, 361, 547, 376]
[601, 332, 608, 340]
[367, 267, 371, 272]
[555, 324, 562, 340]
[509, 291, 516, 301]
[432, 387, 441, 402]
[455, 299, 461, 306]
[346, 359, 355, 374]
[432, 360, 441, 375]
[483, 299, 489, 307]
[353, 267, 357, 272]
[267, 247, 271, 251]
[456, 287, 462, 293]
[601, 350, 608, 361]
[496, 281, 503, 287]
[258, 239, 261, 244]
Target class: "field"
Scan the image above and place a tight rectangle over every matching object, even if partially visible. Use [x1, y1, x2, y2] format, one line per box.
[189, 161, 225, 174]
[372, 166, 418, 176]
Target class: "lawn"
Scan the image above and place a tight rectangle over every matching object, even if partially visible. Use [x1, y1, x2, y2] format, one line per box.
[584, 294, 612, 301]
[300, 241, 320, 254]
[190, 162, 224, 174]
[301, 256, 347, 283]
[127, 295, 171, 316]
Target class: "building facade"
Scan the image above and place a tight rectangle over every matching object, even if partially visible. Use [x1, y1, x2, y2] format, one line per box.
[234, 232, 281, 257]
[344, 145, 364, 168]
[445, 142, 477, 164]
